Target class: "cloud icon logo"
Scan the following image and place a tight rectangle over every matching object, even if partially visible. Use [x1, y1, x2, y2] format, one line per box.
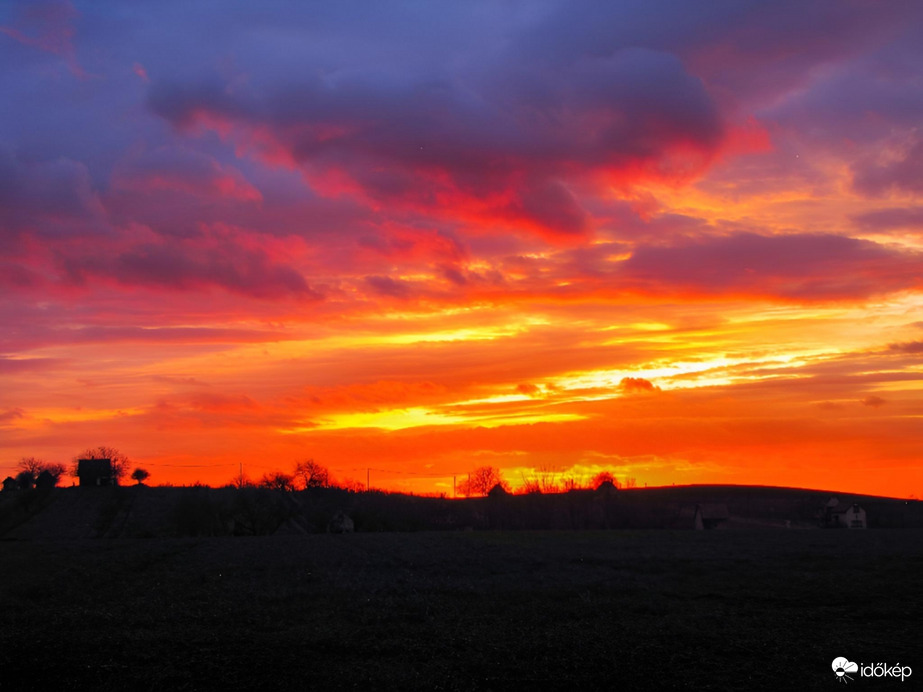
[832, 658, 858, 682]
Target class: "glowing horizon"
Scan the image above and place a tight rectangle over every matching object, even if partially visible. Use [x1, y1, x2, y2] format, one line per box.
[2, 1, 922, 498]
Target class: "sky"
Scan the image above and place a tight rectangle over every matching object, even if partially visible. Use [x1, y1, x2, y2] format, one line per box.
[1, 0, 922, 497]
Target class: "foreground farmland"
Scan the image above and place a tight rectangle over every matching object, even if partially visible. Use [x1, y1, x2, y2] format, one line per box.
[2, 530, 921, 690]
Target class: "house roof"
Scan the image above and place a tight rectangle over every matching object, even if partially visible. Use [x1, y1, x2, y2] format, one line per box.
[830, 503, 864, 515]
[77, 458, 112, 475]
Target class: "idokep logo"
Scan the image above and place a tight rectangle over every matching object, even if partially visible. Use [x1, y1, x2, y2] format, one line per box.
[832, 658, 858, 683]
[832, 657, 913, 683]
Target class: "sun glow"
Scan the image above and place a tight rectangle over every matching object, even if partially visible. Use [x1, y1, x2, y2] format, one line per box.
[287, 407, 585, 432]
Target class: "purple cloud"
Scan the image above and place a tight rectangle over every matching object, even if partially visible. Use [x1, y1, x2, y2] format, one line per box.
[852, 207, 923, 234]
[60, 242, 320, 300]
[146, 44, 726, 237]
[619, 232, 923, 300]
[853, 141, 923, 197]
[0, 145, 108, 245]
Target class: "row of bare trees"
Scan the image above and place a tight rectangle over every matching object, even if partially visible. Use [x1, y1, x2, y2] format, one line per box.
[457, 466, 636, 497]
[11, 457, 68, 490]
[238, 462, 634, 497]
[7, 450, 633, 498]
[230, 459, 343, 492]
[5, 447, 150, 490]
[516, 468, 636, 495]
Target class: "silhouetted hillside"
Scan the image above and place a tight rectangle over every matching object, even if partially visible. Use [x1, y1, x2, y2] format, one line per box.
[1, 483, 920, 539]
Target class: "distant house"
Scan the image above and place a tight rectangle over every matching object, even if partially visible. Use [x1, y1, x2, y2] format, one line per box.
[826, 502, 867, 529]
[2, 476, 17, 492]
[694, 503, 729, 530]
[77, 458, 114, 487]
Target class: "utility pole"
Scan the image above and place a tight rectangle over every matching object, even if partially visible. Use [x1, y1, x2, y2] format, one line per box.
[453, 475, 456, 499]
[367, 468, 370, 492]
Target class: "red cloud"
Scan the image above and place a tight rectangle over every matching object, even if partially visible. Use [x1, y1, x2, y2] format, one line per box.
[619, 377, 660, 394]
[516, 383, 542, 397]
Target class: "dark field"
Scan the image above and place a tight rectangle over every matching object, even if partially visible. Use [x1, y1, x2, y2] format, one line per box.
[2, 530, 921, 690]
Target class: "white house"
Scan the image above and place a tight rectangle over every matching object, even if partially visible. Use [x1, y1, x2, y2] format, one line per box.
[828, 503, 867, 529]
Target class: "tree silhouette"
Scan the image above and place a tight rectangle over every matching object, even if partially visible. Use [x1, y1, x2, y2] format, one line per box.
[131, 468, 151, 485]
[15, 470, 34, 490]
[459, 466, 509, 497]
[260, 471, 296, 492]
[18, 457, 44, 480]
[294, 459, 330, 489]
[17, 457, 67, 487]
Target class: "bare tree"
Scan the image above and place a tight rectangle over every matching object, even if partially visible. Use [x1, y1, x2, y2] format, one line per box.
[130, 468, 151, 485]
[74, 446, 131, 484]
[294, 459, 329, 489]
[561, 475, 584, 491]
[17, 457, 67, 487]
[536, 464, 560, 494]
[259, 471, 296, 492]
[18, 457, 45, 479]
[458, 466, 509, 497]
[518, 473, 542, 495]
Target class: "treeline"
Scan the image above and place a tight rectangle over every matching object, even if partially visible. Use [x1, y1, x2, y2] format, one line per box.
[229, 458, 364, 493]
[4, 447, 638, 499]
[237, 463, 636, 497]
[2, 447, 139, 490]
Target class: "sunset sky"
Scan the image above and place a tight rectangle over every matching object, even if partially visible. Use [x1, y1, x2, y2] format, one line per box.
[2, 1, 922, 496]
